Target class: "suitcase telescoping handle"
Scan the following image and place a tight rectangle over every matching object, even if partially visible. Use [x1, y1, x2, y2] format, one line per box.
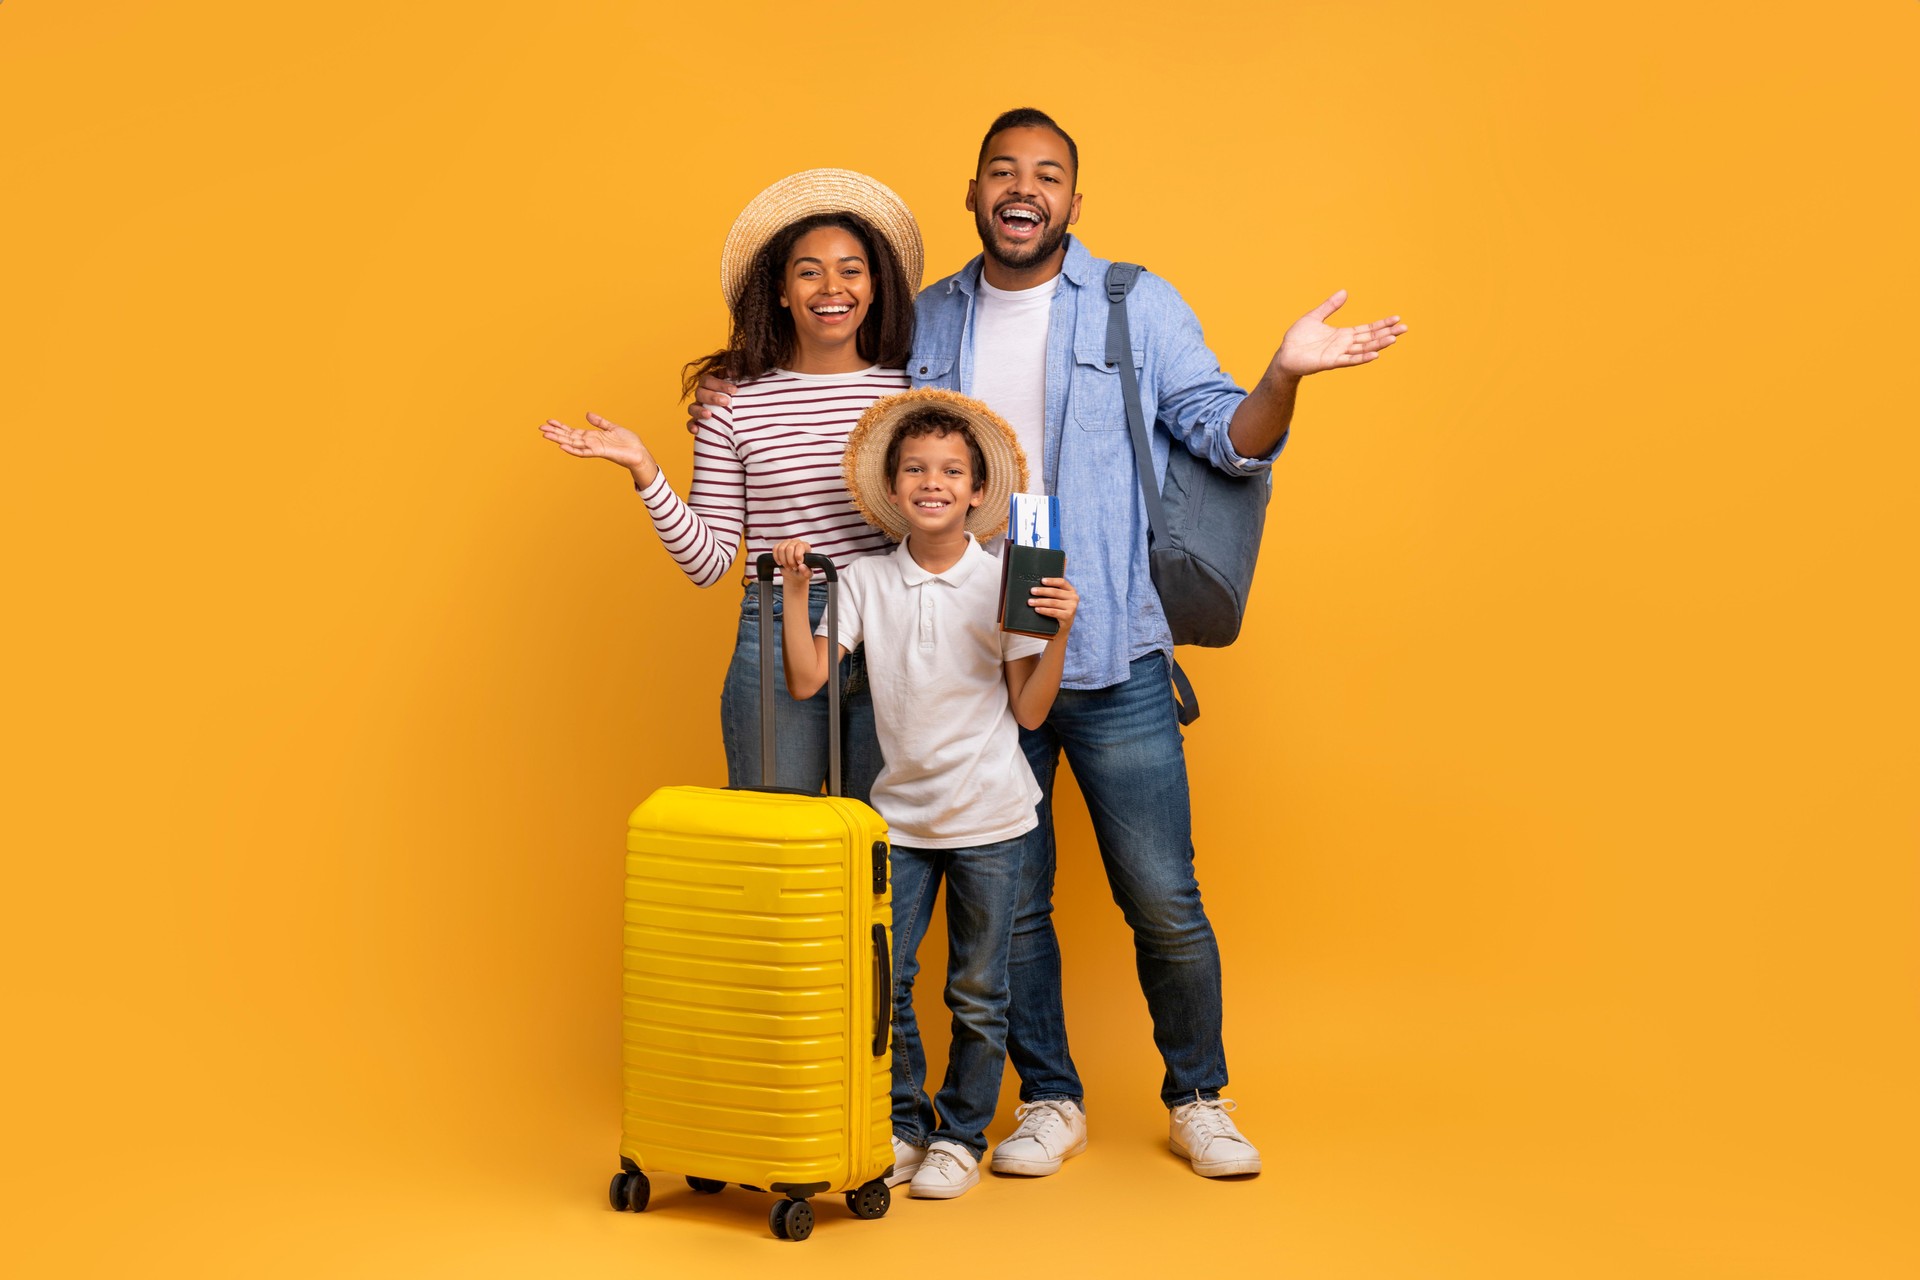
[753, 552, 841, 798]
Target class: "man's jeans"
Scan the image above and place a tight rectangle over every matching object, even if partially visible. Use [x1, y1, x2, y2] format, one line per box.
[720, 581, 883, 803]
[889, 835, 1024, 1160]
[1008, 651, 1229, 1108]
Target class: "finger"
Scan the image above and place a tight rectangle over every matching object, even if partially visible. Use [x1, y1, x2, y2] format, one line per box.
[585, 412, 618, 430]
[1305, 288, 1349, 323]
[694, 387, 733, 408]
[1352, 318, 1407, 343]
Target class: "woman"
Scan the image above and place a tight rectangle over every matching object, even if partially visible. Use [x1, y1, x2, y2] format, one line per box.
[540, 169, 923, 800]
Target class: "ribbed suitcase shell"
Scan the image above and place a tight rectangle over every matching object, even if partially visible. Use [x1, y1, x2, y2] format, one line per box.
[620, 784, 892, 1197]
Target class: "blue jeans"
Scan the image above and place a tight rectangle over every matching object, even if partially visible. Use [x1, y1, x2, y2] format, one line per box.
[719, 582, 882, 803]
[1006, 651, 1229, 1109]
[889, 835, 1024, 1160]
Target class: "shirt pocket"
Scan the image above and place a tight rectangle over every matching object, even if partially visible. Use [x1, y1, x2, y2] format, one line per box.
[1071, 339, 1147, 431]
[910, 352, 956, 387]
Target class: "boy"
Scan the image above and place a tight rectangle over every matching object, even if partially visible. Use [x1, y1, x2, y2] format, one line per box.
[775, 388, 1077, 1200]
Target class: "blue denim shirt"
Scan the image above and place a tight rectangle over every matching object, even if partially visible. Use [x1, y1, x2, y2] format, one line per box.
[911, 236, 1282, 690]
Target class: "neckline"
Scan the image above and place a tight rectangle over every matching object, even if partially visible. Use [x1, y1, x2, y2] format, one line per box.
[772, 363, 886, 381]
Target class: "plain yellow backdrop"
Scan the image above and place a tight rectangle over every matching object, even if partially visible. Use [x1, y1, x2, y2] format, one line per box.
[3, 2, 1916, 1276]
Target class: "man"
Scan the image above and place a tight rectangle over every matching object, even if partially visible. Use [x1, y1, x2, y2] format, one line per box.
[695, 108, 1407, 1179]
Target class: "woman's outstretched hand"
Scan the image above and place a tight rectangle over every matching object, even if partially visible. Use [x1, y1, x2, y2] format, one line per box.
[539, 412, 659, 487]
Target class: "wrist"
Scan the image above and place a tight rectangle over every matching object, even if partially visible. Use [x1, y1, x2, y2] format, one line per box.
[1259, 362, 1304, 392]
[628, 455, 659, 487]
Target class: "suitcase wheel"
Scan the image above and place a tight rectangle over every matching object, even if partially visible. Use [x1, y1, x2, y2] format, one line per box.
[609, 1169, 650, 1213]
[845, 1179, 890, 1220]
[686, 1176, 726, 1195]
[769, 1198, 814, 1241]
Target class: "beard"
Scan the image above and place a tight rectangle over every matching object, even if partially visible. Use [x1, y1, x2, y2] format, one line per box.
[974, 203, 1070, 272]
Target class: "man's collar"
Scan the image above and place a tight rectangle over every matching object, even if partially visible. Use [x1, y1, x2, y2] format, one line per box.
[893, 533, 982, 586]
[948, 236, 1090, 296]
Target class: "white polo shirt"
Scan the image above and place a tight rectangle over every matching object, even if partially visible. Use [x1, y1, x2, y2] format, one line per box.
[822, 534, 1047, 849]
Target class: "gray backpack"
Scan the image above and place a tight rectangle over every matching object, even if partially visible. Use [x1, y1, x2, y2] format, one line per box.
[1106, 262, 1272, 722]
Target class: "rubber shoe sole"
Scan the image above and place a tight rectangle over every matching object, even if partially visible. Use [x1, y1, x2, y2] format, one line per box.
[908, 1163, 980, 1199]
[989, 1133, 1087, 1177]
[1170, 1136, 1261, 1177]
[886, 1152, 925, 1187]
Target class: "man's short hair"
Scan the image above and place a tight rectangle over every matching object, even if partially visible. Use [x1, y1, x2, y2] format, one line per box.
[976, 107, 1078, 181]
[884, 407, 988, 490]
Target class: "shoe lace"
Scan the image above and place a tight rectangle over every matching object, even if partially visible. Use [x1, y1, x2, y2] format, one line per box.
[921, 1148, 960, 1176]
[1177, 1096, 1239, 1143]
[1010, 1100, 1066, 1140]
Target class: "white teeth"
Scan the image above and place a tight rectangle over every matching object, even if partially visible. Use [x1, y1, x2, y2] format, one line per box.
[1003, 208, 1040, 223]
[813, 304, 851, 314]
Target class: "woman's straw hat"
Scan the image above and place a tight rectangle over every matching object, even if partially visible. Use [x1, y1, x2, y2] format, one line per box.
[842, 388, 1028, 542]
[719, 169, 924, 308]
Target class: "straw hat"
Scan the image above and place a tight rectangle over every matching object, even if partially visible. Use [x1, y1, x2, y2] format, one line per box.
[843, 388, 1029, 542]
[719, 168, 924, 309]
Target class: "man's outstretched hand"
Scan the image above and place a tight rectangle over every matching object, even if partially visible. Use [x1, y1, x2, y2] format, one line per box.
[1273, 290, 1407, 378]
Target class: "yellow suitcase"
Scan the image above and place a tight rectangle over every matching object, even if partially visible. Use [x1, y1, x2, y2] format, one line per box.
[608, 554, 894, 1242]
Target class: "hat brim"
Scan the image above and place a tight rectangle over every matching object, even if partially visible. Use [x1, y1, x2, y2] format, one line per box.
[842, 389, 1029, 543]
[719, 169, 924, 310]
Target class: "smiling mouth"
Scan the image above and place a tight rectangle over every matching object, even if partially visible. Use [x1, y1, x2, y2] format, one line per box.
[810, 303, 855, 323]
[997, 206, 1044, 239]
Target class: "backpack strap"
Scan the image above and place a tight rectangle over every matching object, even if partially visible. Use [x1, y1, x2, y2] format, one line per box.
[1106, 262, 1199, 726]
[1106, 263, 1168, 547]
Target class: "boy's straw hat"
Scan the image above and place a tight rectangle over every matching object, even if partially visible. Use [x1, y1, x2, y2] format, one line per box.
[719, 169, 924, 308]
[843, 388, 1029, 542]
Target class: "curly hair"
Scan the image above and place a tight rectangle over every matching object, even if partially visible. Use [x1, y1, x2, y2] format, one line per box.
[882, 406, 987, 491]
[682, 212, 914, 400]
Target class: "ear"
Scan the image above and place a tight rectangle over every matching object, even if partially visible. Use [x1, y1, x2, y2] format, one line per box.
[965, 178, 977, 214]
[967, 484, 984, 510]
[1067, 190, 1083, 226]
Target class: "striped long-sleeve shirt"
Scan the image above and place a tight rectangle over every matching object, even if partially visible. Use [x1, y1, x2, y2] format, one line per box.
[637, 365, 910, 587]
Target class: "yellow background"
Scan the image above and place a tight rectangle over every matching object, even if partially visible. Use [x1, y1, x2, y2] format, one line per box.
[4, 2, 1916, 1276]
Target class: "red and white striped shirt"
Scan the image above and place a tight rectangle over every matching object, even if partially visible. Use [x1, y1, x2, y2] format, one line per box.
[637, 365, 910, 587]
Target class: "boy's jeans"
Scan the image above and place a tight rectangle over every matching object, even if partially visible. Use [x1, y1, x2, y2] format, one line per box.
[720, 581, 883, 803]
[889, 835, 1024, 1160]
[1007, 651, 1230, 1108]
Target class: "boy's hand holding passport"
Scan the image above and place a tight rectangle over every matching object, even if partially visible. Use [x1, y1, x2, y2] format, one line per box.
[1001, 493, 1073, 639]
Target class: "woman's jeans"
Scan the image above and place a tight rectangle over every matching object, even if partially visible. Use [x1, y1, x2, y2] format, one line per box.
[889, 836, 1025, 1160]
[1006, 652, 1230, 1109]
[720, 581, 882, 803]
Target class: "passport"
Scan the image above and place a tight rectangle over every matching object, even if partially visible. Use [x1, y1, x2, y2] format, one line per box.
[999, 544, 1066, 638]
[1000, 491, 1065, 638]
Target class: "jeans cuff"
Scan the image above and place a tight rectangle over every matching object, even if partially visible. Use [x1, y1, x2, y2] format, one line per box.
[1164, 1088, 1222, 1110]
[1023, 1092, 1083, 1110]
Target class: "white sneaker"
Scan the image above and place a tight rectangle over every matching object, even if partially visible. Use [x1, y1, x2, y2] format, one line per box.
[988, 1099, 1087, 1176]
[887, 1135, 928, 1187]
[907, 1140, 979, 1199]
[1169, 1096, 1262, 1177]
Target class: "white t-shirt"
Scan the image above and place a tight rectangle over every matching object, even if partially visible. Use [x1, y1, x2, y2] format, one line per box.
[821, 535, 1047, 849]
[971, 275, 1057, 495]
